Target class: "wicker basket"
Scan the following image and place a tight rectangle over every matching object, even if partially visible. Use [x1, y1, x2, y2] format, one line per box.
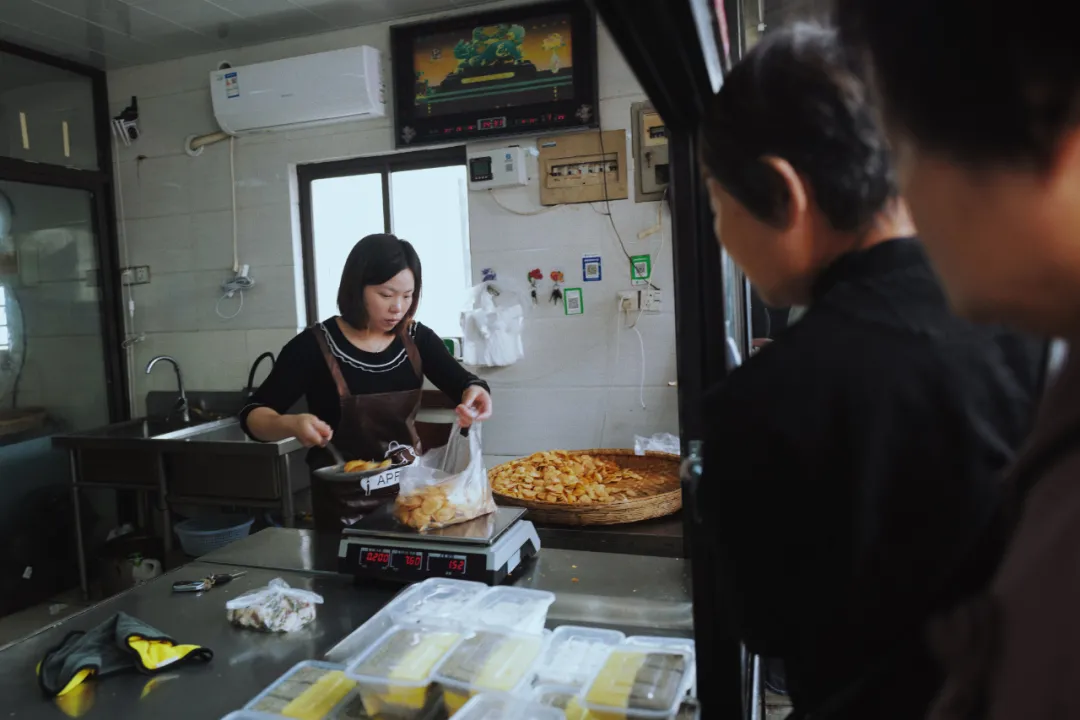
[490, 449, 681, 526]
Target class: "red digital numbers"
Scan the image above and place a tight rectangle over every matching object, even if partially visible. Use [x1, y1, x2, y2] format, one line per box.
[448, 560, 466, 573]
[364, 551, 390, 565]
[405, 554, 422, 568]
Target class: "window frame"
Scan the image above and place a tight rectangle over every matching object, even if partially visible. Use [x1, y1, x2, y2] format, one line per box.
[0, 40, 128, 422]
[296, 145, 468, 328]
[0, 284, 8, 351]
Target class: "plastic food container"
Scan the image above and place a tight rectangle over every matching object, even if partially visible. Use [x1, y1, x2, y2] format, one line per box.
[532, 685, 596, 720]
[534, 626, 626, 687]
[243, 661, 357, 719]
[625, 637, 697, 696]
[464, 586, 556, 634]
[580, 647, 693, 719]
[433, 628, 548, 715]
[346, 625, 463, 719]
[454, 694, 564, 720]
[388, 578, 489, 626]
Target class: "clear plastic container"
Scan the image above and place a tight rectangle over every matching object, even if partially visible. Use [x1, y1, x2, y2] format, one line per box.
[579, 646, 694, 719]
[534, 626, 625, 687]
[454, 693, 564, 720]
[625, 636, 697, 697]
[433, 628, 549, 715]
[624, 636, 696, 656]
[243, 661, 357, 719]
[532, 686, 595, 720]
[387, 578, 489, 626]
[464, 586, 556, 634]
[346, 625, 464, 719]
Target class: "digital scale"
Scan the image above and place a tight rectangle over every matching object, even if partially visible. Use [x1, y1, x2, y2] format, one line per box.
[338, 506, 540, 586]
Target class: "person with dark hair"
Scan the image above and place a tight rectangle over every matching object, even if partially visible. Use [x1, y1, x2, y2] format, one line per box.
[835, 3, 1080, 718]
[697, 24, 1045, 719]
[241, 233, 492, 532]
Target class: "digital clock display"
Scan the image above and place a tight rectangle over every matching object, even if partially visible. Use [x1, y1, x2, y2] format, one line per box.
[427, 552, 468, 576]
[478, 116, 507, 131]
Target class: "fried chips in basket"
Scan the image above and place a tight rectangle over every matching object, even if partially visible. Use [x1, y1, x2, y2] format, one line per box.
[489, 451, 646, 505]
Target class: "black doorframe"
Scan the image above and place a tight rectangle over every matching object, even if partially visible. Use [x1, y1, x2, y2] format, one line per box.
[296, 145, 467, 326]
[0, 40, 128, 423]
[587, 0, 745, 716]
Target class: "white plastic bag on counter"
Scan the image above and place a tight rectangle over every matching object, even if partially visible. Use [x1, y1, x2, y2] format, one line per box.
[462, 283, 526, 367]
[634, 433, 681, 456]
[226, 578, 323, 633]
[394, 421, 496, 532]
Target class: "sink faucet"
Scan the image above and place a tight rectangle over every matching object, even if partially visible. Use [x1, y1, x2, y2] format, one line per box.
[244, 352, 276, 400]
[146, 356, 189, 423]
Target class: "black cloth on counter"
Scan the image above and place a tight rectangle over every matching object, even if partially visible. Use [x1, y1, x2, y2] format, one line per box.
[239, 319, 488, 437]
[702, 238, 1045, 719]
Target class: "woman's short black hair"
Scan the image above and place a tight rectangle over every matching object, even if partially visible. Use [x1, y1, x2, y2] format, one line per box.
[337, 233, 422, 331]
[698, 23, 896, 234]
[836, 0, 1080, 170]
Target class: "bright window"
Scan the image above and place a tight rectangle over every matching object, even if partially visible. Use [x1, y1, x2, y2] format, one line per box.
[0, 285, 9, 351]
[300, 148, 471, 341]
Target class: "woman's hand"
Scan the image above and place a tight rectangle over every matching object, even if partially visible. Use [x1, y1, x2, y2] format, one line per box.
[286, 413, 333, 448]
[457, 386, 493, 428]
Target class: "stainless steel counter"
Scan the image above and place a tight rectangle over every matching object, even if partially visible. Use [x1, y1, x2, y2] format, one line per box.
[0, 529, 693, 719]
[0, 563, 396, 720]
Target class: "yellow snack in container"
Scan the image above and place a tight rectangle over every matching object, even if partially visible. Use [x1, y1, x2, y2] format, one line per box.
[346, 625, 462, 719]
[432, 629, 548, 716]
[243, 661, 357, 719]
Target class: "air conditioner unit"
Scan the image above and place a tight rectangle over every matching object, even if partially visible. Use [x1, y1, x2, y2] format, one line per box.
[210, 46, 385, 136]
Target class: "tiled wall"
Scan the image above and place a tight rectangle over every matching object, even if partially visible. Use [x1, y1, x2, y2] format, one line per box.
[107, 7, 678, 457]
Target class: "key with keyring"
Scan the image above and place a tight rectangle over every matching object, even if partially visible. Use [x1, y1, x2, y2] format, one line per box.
[172, 571, 247, 593]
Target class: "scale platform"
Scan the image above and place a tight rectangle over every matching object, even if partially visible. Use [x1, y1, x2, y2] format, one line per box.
[338, 506, 540, 585]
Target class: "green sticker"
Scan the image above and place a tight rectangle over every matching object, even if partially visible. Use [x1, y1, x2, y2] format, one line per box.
[630, 254, 652, 285]
[564, 288, 584, 316]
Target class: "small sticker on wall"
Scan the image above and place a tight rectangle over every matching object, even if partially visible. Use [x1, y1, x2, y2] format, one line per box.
[564, 288, 584, 316]
[225, 72, 240, 98]
[582, 254, 602, 282]
[630, 254, 652, 285]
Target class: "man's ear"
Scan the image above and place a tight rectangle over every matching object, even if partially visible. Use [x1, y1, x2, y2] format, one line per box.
[761, 156, 809, 231]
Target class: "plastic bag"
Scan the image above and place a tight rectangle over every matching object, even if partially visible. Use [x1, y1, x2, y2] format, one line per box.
[394, 422, 496, 532]
[462, 283, 526, 367]
[226, 578, 323, 632]
[634, 433, 681, 456]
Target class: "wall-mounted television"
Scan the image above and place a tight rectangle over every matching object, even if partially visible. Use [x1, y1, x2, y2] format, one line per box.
[390, 1, 599, 148]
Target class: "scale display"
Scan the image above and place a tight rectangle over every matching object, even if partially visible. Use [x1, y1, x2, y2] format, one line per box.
[357, 546, 470, 578]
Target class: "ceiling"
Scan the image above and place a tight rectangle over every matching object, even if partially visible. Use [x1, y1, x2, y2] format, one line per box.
[0, 0, 503, 70]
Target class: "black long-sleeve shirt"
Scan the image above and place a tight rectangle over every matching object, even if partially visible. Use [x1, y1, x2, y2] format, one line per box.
[702, 239, 1044, 719]
[239, 319, 488, 435]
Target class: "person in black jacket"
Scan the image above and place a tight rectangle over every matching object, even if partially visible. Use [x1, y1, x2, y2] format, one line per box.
[697, 24, 1044, 719]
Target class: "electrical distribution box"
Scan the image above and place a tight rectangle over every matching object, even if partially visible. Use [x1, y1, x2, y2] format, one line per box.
[537, 130, 628, 206]
[632, 102, 669, 202]
[467, 146, 529, 191]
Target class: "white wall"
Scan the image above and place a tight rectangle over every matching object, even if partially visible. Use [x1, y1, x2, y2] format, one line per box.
[106, 8, 677, 457]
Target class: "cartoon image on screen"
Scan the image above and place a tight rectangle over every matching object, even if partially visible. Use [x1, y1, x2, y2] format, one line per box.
[413, 14, 575, 118]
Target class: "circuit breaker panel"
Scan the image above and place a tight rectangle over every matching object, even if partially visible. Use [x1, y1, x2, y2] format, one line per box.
[632, 102, 669, 202]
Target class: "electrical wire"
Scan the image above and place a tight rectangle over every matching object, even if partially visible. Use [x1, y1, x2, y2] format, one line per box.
[597, 129, 661, 291]
[488, 188, 558, 216]
[216, 273, 255, 320]
[230, 136, 239, 273]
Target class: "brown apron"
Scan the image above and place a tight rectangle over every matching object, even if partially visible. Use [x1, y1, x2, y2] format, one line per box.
[310, 324, 423, 533]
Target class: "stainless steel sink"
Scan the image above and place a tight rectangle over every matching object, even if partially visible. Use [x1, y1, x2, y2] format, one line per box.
[156, 418, 302, 456]
[53, 416, 212, 449]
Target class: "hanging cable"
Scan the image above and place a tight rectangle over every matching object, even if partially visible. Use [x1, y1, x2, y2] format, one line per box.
[230, 136, 239, 273]
[488, 188, 558, 216]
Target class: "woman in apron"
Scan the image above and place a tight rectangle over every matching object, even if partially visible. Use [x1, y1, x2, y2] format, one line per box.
[240, 234, 492, 532]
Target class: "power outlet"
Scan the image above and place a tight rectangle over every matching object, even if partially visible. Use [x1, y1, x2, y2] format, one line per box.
[618, 289, 662, 314]
[121, 265, 151, 286]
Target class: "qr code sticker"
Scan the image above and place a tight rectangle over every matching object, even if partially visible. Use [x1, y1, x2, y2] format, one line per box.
[586, 263, 599, 276]
[634, 261, 649, 277]
[568, 296, 581, 311]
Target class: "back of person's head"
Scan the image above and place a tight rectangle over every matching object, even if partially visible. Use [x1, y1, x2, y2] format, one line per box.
[835, 0, 1080, 335]
[699, 23, 903, 307]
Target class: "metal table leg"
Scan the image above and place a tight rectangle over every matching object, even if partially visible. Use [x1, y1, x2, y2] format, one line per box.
[750, 654, 763, 720]
[69, 451, 89, 602]
[280, 457, 295, 528]
[156, 454, 172, 554]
